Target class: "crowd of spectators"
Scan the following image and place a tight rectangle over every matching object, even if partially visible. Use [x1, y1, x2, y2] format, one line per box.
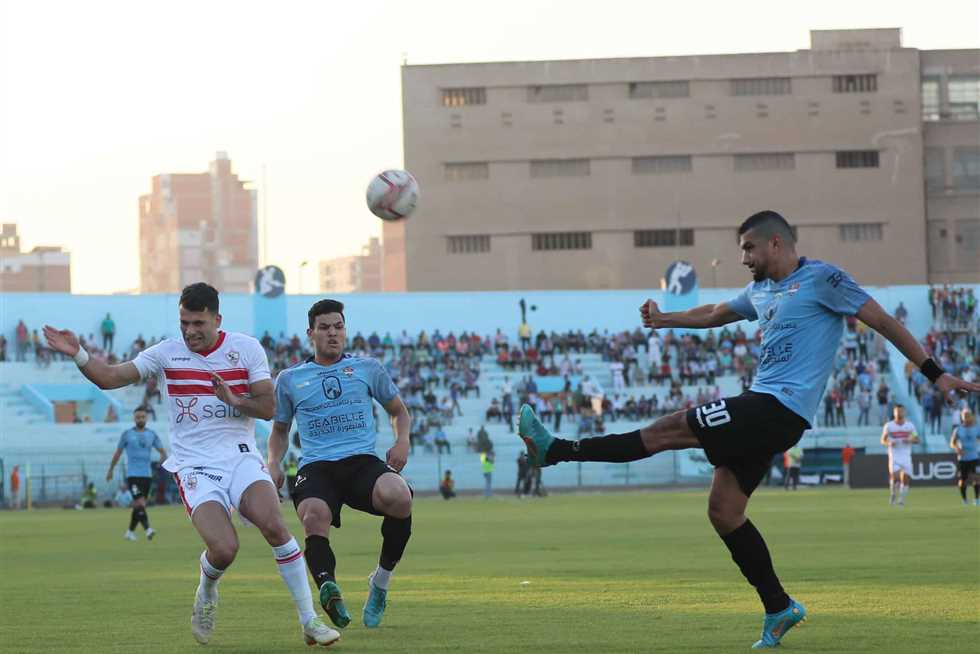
[928, 286, 976, 331]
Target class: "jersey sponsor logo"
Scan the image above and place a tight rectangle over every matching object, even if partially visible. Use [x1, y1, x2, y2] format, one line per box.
[175, 397, 200, 423]
[171, 356, 193, 362]
[694, 400, 732, 428]
[322, 376, 343, 400]
[826, 271, 844, 288]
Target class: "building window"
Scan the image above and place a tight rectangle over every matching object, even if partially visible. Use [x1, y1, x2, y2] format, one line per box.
[632, 156, 692, 174]
[530, 159, 590, 178]
[833, 74, 877, 93]
[948, 76, 980, 120]
[441, 87, 486, 107]
[444, 162, 489, 181]
[733, 153, 795, 171]
[629, 81, 690, 99]
[526, 84, 588, 103]
[925, 148, 945, 193]
[730, 77, 791, 96]
[634, 229, 694, 248]
[952, 147, 980, 191]
[921, 77, 941, 121]
[840, 223, 883, 242]
[531, 232, 592, 251]
[447, 235, 491, 254]
[836, 151, 879, 168]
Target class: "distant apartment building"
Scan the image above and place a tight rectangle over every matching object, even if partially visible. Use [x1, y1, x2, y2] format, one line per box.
[139, 152, 258, 293]
[0, 223, 71, 292]
[389, 28, 980, 290]
[319, 237, 383, 293]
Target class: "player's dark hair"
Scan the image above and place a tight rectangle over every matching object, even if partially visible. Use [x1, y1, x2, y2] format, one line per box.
[134, 406, 147, 414]
[179, 282, 220, 313]
[738, 210, 796, 244]
[308, 299, 345, 329]
[894, 404, 905, 410]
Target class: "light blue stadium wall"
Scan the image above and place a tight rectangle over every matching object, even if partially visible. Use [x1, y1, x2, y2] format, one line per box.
[1, 284, 950, 348]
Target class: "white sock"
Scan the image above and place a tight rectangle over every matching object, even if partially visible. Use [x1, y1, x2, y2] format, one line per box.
[199, 551, 224, 599]
[888, 480, 896, 502]
[900, 484, 909, 500]
[273, 537, 316, 625]
[371, 566, 392, 590]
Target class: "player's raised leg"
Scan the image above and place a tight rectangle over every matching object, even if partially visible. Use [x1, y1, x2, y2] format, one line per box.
[238, 476, 340, 647]
[364, 472, 413, 628]
[297, 496, 351, 629]
[189, 502, 239, 645]
[707, 468, 805, 648]
[518, 403, 698, 467]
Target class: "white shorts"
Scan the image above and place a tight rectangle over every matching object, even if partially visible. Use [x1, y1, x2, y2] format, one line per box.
[173, 455, 273, 517]
[889, 457, 912, 475]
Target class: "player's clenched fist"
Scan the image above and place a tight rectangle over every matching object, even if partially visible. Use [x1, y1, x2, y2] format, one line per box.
[640, 299, 662, 328]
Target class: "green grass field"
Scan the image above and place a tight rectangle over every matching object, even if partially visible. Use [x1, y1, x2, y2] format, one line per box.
[1, 487, 977, 653]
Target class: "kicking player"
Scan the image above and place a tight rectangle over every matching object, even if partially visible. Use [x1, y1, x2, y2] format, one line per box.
[880, 405, 919, 506]
[44, 283, 339, 648]
[268, 299, 413, 630]
[516, 211, 980, 649]
[107, 406, 167, 541]
[949, 408, 980, 505]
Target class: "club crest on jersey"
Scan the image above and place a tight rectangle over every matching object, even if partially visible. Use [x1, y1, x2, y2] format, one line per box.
[787, 282, 801, 295]
[226, 350, 240, 364]
[322, 376, 343, 400]
[185, 473, 198, 491]
[343, 367, 354, 377]
[763, 293, 783, 322]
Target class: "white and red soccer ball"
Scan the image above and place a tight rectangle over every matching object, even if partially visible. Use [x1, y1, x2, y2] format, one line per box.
[366, 169, 419, 221]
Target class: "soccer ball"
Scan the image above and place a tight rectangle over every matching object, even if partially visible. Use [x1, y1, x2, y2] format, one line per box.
[366, 169, 419, 221]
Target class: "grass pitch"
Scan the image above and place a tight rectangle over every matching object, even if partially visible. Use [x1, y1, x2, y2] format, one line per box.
[1, 487, 977, 653]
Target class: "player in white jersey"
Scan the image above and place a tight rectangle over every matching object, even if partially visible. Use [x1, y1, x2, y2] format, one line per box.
[44, 283, 339, 648]
[880, 404, 920, 506]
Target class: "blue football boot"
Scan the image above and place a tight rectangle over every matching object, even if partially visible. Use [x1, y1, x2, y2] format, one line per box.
[518, 404, 555, 468]
[752, 598, 807, 648]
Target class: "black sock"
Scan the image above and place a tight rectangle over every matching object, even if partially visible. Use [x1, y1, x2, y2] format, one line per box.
[128, 507, 139, 531]
[720, 519, 790, 615]
[379, 515, 412, 571]
[305, 535, 337, 588]
[960, 485, 968, 501]
[545, 430, 648, 464]
[974, 484, 979, 500]
[139, 507, 150, 530]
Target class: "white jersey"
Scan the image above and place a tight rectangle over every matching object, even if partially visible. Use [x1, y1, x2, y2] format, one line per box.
[132, 331, 271, 472]
[884, 420, 917, 463]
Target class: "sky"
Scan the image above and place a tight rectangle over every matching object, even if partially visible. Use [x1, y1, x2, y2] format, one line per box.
[1, 0, 978, 294]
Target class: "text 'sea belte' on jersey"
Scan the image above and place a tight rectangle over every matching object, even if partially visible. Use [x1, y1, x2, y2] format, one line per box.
[728, 258, 871, 426]
[117, 428, 164, 477]
[132, 331, 271, 472]
[274, 354, 400, 465]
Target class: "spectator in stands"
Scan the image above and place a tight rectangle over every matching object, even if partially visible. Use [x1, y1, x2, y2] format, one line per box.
[841, 444, 855, 487]
[518, 321, 532, 351]
[610, 358, 626, 392]
[877, 381, 891, 425]
[928, 390, 944, 433]
[485, 398, 502, 423]
[100, 313, 116, 353]
[439, 471, 456, 500]
[784, 446, 802, 491]
[515, 452, 530, 497]
[433, 425, 451, 455]
[476, 425, 492, 454]
[894, 302, 908, 325]
[857, 388, 872, 426]
[79, 482, 98, 509]
[15, 320, 28, 361]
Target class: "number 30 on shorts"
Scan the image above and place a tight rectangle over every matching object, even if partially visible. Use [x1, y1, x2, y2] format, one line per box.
[695, 400, 732, 428]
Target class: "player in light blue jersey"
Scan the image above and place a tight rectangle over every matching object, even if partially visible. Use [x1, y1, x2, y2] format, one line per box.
[268, 299, 412, 631]
[107, 406, 166, 541]
[949, 408, 980, 505]
[516, 211, 980, 648]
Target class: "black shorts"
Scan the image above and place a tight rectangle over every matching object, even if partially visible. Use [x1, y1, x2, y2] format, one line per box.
[291, 454, 407, 528]
[958, 459, 979, 482]
[126, 476, 152, 500]
[686, 391, 809, 497]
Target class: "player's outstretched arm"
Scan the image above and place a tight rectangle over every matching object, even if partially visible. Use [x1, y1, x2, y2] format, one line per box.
[856, 299, 980, 399]
[266, 421, 290, 489]
[640, 300, 742, 330]
[106, 448, 123, 481]
[879, 424, 890, 446]
[949, 427, 962, 456]
[210, 376, 275, 420]
[43, 325, 140, 389]
[383, 396, 411, 472]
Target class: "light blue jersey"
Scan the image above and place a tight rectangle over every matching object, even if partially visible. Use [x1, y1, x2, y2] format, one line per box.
[274, 354, 400, 464]
[955, 423, 980, 460]
[728, 258, 870, 426]
[117, 428, 164, 477]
